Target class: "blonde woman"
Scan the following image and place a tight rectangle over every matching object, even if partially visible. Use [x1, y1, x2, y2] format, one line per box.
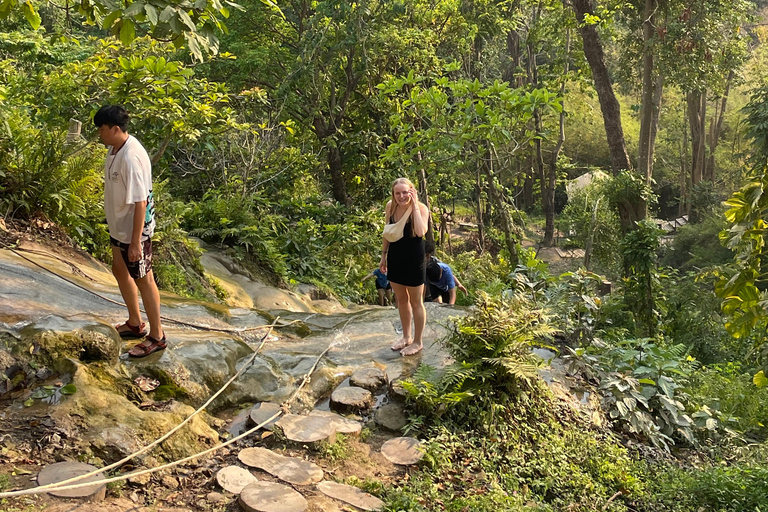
[380, 178, 430, 355]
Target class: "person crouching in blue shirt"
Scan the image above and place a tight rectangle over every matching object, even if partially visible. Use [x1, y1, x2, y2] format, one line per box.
[363, 268, 394, 306]
[425, 260, 467, 305]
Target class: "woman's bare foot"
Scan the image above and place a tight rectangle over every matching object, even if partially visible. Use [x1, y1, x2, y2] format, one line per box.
[391, 337, 411, 351]
[400, 342, 423, 356]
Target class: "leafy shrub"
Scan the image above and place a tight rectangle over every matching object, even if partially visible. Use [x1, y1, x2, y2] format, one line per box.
[565, 337, 726, 449]
[660, 214, 733, 271]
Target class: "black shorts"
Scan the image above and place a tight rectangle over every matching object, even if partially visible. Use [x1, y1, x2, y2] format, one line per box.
[375, 282, 392, 290]
[110, 237, 153, 280]
[426, 283, 451, 303]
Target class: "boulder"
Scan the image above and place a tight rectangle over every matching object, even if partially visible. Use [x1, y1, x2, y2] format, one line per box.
[374, 403, 407, 432]
[247, 402, 282, 431]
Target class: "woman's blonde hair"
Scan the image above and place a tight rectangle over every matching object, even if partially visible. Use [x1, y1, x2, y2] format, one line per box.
[390, 177, 416, 203]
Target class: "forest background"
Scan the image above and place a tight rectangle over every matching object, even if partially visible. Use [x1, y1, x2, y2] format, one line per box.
[6, 0, 768, 510]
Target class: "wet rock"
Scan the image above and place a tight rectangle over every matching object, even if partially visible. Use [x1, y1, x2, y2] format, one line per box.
[247, 402, 282, 431]
[20, 317, 121, 365]
[238, 447, 323, 485]
[316, 481, 384, 511]
[374, 403, 407, 432]
[329, 386, 373, 413]
[349, 368, 387, 392]
[387, 379, 408, 402]
[309, 367, 351, 397]
[381, 437, 423, 465]
[239, 481, 308, 512]
[216, 466, 257, 494]
[37, 461, 106, 501]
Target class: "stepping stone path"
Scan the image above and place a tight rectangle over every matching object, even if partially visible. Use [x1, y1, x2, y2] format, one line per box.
[317, 481, 384, 511]
[330, 386, 373, 413]
[248, 402, 282, 431]
[381, 437, 423, 465]
[309, 410, 363, 434]
[238, 447, 323, 485]
[216, 465, 258, 494]
[374, 403, 407, 432]
[37, 461, 106, 501]
[276, 414, 337, 445]
[349, 368, 388, 392]
[239, 481, 307, 512]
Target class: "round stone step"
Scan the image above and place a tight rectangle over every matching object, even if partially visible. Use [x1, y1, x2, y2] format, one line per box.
[216, 466, 258, 494]
[349, 368, 387, 392]
[381, 437, 423, 465]
[329, 386, 373, 413]
[248, 402, 282, 431]
[275, 414, 337, 445]
[239, 481, 307, 512]
[374, 403, 407, 432]
[308, 410, 362, 435]
[37, 462, 106, 501]
[317, 481, 384, 511]
[238, 447, 323, 486]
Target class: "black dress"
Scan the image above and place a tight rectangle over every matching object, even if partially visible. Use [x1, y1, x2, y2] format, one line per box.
[386, 214, 425, 287]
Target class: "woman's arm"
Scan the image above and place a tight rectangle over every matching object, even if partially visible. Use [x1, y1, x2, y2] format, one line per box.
[408, 189, 430, 238]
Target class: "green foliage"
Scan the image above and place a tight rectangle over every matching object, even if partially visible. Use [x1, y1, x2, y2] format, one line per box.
[559, 177, 622, 273]
[547, 268, 608, 345]
[646, 459, 768, 512]
[660, 215, 734, 272]
[685, 363, 768, 439]
[621, 220, 664, 336]
[565, 337, 723, 449]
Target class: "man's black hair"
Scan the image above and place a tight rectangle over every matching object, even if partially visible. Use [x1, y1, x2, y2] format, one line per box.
[426, 260, 442, 282]
[424, 239, 436, 257]
[93, 105, 129, 131]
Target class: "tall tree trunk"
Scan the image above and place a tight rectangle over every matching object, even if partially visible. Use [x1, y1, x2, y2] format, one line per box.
[543, 29, 570, 247]
[637, 0, 663, 217]
[524, 156, 534, 210]
[570, 0, 632, 173]
[483, 153, 518, 263]
[706, 71, 733, 182]
[415, 151, 434, 245]
[680, 107, 688, 216]
[687, 90, 707, 187]
[475, 162, 485, 252]
[327, 141, 350, 206]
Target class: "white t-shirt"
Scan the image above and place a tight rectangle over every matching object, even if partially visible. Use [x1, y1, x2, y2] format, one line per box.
[104, 135, 155, 244]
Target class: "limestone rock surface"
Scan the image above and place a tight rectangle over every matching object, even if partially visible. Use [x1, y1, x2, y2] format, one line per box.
[349, 368, 387, 392]
[37, 461, 106, 501]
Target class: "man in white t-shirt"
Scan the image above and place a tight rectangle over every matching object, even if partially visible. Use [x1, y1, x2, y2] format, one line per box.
[94, 105, 166, 357]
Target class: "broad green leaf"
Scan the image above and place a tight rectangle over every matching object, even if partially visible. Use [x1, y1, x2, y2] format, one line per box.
[123, 1, 144, 16]
[754, 370, 768, 388]
[120, 19, 136, 45]
[21, 0, 40, 29]
[144, 3, 157, 24]
[60, 384, 77, 395]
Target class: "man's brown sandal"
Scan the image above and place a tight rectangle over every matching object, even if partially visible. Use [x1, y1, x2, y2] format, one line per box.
[116, 321, 147, 339]
[128, 335, 167, 358]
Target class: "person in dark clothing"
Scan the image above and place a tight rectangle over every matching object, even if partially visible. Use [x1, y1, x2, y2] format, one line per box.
[362, 268, 393, 306]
